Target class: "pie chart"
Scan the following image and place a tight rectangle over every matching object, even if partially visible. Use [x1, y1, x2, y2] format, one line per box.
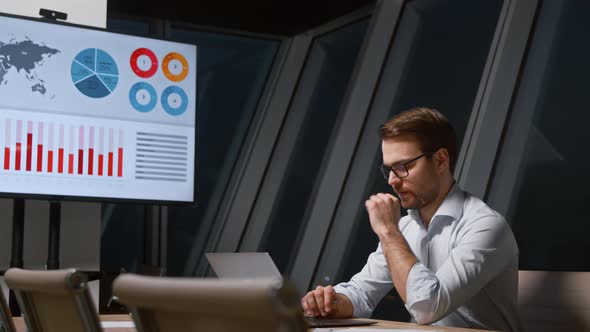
[130, 48, 158, 78]
[161, 86, 188, 116]
[71, 48, 119, 98]
[129, 82, 157, 113]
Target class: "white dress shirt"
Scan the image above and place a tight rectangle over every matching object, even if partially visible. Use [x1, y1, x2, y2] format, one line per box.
[334, 185, 522, 331]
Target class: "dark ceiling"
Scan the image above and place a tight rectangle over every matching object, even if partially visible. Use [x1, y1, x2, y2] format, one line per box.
[108, 0, 375, 35]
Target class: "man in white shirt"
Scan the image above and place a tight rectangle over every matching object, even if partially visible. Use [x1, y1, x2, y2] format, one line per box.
[301, 107, 521, 331]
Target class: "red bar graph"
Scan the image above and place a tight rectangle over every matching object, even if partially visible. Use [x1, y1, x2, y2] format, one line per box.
[14, 120, 22, 170]
[118, 148, 123, 177]
[68, 126, 74, 174]
[4, 119, 10, 170]
[15, 142, 21, 171]
[77, 126, 84, 175]
[4, 147, 10, 170]
[37, 145, 43, 171]
[88, 148, 94, 175]
[58, 148, 64, 173]
[47, 123, 54, 173]
[98, 127, 104, 176]
[58, 125, 64, 173]
[108, 152, 113, 177]
[2, 120, 124, 178]
[98, 154, 104, 176]
[26, 134, 32, 171]
[48, 150, 54, 173]
[88, 127, 94, 175]
[77, 150, 83, 175]
[108, 128, 114, 176]
[37, 123, 43, 172]
[117, 129, 123, 177]
[68, 153, 74, 174]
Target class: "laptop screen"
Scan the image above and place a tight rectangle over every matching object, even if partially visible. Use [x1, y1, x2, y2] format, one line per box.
[206, 252, 283, 281]
[206, 252, 378, 329]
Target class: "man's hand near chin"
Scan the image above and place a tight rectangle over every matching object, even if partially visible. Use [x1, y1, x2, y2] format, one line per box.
[301, 285, 354, 318]
[366, 193, 402, 235]
[366, 192, 416, 303]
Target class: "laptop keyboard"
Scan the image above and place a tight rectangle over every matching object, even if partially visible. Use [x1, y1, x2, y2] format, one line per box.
[304, 316, 377, 328]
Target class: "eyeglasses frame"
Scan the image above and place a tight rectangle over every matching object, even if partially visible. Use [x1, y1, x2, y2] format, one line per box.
[378, 152, 430, 180]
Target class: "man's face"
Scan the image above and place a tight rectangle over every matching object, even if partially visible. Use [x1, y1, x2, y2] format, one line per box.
[381, 136, 440, 210]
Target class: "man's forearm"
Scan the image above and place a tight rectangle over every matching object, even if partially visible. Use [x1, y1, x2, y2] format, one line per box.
[378, 229, 417, 303]
[334, 293, 354, 317]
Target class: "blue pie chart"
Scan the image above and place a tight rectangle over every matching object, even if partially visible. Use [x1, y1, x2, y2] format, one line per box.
[161, 86, 188, 116]
[71, 48, 119, 98]
[129, 82, 157, 113]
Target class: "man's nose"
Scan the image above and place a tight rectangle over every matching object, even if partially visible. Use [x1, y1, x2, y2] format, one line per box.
[388, 171, 402, 186]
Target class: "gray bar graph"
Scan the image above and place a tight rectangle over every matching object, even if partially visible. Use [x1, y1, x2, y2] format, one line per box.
[135, 132, 189, 182]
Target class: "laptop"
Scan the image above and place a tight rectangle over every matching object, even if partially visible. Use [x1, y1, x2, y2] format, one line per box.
[206, 252, 282, 281]
[205, 252, 377, 328]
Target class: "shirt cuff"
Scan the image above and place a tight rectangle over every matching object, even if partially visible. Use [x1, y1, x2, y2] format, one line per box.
[405, 262, 440, 324]
[333, 284, 372, 318]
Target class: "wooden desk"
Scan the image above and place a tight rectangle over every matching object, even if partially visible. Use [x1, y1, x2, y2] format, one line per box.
[13, 315, 492, 332]
[326, 319, 495, 331]
[13, 314, 135, 332]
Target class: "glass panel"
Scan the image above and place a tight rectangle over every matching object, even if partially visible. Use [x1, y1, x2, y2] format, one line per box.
[258, 18, 371, 275]
[101, 18, 153, 276]
[100, 17, 154, 313]
[487, 1, 590, 271]
[107, 17, 151, 35]
[165, 28, 280, 276]
[339, 0, 504, 321]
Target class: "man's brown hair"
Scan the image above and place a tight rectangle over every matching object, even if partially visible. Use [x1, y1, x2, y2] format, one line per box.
[380, 107, 458, 172]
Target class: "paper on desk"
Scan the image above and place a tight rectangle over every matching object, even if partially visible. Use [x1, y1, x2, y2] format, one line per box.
[346, 330, 442, 332]
[101, 321, 136, 328]
[312, 329, 443, 332]
[348, 330, 442, 332]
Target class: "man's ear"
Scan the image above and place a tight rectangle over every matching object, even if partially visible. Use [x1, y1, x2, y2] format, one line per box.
[433, 148, 450, 173]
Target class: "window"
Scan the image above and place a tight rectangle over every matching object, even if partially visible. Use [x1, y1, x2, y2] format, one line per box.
[100, 18, 154, 276]
[165, 27, 280, 276]
[487, 0, 590, 271]
[260, 18, 371, 274]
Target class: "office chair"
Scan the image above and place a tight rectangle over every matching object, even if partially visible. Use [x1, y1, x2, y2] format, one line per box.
[113, 274, 307, 332]
[0, 278, 16, 332]
[4, 268, 101, 332]
[518, 270, 590, 332]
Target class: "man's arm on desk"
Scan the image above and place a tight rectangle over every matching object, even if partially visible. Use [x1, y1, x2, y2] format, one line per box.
[301, 285, 353, 318]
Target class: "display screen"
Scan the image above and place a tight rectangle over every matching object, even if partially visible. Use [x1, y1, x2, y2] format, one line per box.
[0, 14, 197, 203]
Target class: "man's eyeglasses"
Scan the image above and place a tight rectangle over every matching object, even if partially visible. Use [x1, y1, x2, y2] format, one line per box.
[378, 153, 428, 180]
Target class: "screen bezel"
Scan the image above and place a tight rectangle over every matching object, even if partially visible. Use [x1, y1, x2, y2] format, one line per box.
[0, 11, 198, 206]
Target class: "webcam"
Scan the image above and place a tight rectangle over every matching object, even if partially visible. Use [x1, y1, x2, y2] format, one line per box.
[39, 8, 68, 21]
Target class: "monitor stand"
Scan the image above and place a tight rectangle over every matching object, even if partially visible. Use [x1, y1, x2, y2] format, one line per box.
[8, 198, 24, 316]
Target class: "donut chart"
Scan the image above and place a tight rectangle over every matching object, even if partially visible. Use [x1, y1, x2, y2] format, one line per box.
[161, 86, 188, 116]
[129, 82, 157, 113]
[162, 52, 189, 82]
[71, 48, 119, 98]
[130, 48, 158, 78]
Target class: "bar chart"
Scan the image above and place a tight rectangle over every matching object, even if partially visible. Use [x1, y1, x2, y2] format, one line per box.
[2, 118, 124, 178]
[135, 132, 188, 182]
[0, 107, 194, 201]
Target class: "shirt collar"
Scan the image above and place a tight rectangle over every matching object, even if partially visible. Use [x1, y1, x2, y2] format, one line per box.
[407, 183, 465, 224]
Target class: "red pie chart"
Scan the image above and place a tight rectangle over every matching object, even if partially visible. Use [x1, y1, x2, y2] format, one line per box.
[130, 48, 158, 78]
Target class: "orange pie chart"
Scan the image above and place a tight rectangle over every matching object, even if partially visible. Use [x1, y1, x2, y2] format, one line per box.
[162, 52, 189, 82]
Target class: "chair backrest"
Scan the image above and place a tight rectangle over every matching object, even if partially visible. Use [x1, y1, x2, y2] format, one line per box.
[518, 270, 590, 332]
[113, 274, 307, 332]
[0, 278, 16, 332]
[4, 268, 102, 332]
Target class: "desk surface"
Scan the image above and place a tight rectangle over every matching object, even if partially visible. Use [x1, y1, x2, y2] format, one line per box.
[13, 315, 135, 332]
[13, 315, 492, 332]
[331, 319, 494, 331]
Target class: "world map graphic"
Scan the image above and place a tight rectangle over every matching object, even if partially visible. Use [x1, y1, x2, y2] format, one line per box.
[0, 37, 60, 97]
